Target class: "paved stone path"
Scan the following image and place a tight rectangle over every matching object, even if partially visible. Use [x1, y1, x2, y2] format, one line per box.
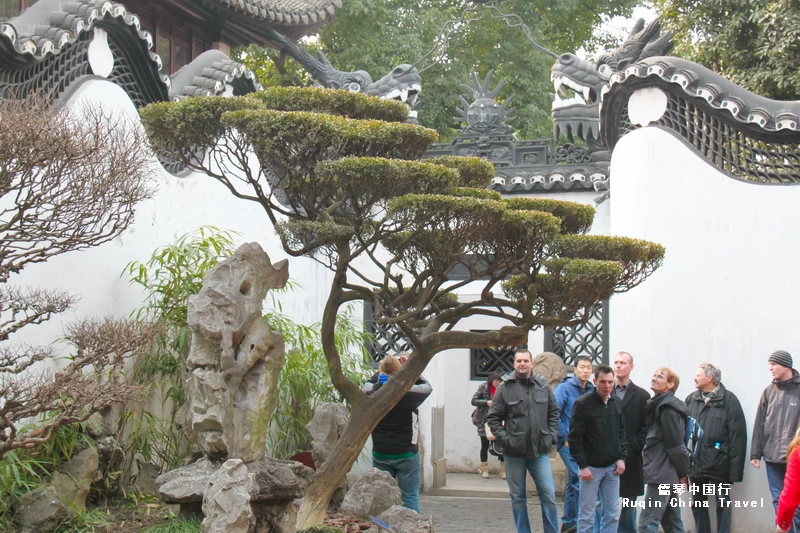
[420, 494, 561, 533]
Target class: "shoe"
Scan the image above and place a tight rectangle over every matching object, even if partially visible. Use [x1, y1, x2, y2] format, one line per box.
[499, 462, 506, 479]
[479, 461, 489, 478]
[560, 524, 577, 533]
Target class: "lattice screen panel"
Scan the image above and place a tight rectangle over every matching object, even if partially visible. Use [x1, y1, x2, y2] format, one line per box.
[544, 301, 608, 366]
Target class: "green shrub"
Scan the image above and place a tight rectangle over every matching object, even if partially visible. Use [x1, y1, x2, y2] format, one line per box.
[249, 86, 409, 122]
[120, 226, 239, 486]
[265, 301, 372, 459]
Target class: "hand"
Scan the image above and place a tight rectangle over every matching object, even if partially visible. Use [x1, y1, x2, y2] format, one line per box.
[487, 400, 492, 407]
[614, 460, 626, 476]
[751, 459, 761, 469]
[777, 526, 788, 533]
[580, 467, 593, 481]
[487, 434, 496, 441]
[679, 477, 688, 490]
[564, 441, 569, 447]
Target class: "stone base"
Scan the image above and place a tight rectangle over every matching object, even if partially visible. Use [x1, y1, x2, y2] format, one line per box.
[252, 501, 296, 533]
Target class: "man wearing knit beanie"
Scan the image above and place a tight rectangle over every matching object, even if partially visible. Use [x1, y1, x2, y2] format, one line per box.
[751, 350, 800, 533]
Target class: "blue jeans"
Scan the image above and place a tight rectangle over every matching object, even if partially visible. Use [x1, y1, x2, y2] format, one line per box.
[559, 446, 581, 528]
[766, 461, 800, 533]
[618, 505, 637, 533]
[637, 484, 684, 533]
[504, 454, 559, 533]
[558, 446, 602, 531]
[578, 465, 619, 533]
[372, 453, 420, 513]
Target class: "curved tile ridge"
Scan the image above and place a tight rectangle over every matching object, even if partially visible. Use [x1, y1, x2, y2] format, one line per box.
[169, 49, 263, 99]
[0, 0, 169, 89]
[600, 56, 800, 133]
[216, 0, 342, 25]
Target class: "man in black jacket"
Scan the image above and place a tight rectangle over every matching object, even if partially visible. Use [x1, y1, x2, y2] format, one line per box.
[487, 349, 560, 533]
[613, 351, 650, 533]
[569, 364, 627, 533]
[685, 362, 746, 533]
[638, 367, 690, 533]
[363, 354, 432, 513]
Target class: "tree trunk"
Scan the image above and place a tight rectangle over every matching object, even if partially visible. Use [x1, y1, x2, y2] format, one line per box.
[295, 402, 377, 529]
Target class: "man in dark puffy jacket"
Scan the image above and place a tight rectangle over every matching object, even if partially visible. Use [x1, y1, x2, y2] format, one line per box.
[363, 354, 432, 513]
[750, 350, 800, 533]
[487, 349, 560, 533]
[685, 363, 746, 533]
[638, 367, 690, 533]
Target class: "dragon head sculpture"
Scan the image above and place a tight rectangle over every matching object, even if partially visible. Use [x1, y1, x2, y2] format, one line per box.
[551, 18, 673, 152]
[266, 30, 421, 121]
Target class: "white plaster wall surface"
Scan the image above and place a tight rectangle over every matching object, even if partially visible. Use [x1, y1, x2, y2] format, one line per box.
[6, 79, 332, 356]
[608, 126, 796, 532]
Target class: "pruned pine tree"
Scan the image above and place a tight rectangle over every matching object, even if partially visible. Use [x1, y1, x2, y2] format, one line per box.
[140, 87, 665, 527]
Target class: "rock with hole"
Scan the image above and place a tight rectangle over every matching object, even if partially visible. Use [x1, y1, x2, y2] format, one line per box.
[185, 242, 289, 462]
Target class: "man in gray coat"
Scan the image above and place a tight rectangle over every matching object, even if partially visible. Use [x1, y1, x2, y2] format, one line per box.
[487, 349, 560, 533]
[751, 350, 800, 533]
[637, 367, 690, 533]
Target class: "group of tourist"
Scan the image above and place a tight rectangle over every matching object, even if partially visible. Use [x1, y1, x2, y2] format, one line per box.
[362, 348, 800, 533]
[476, 348, 800, 533]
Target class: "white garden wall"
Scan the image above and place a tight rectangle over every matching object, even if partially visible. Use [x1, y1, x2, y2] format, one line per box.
[608, 126, 797, 532]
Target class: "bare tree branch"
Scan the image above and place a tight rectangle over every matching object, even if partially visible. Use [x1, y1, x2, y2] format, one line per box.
[0, 318, 161, 459]
[0, 95, 157, 283]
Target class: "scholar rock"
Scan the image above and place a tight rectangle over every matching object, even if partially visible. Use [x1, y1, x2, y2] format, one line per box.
[341, 468, 402, 519]
[533, 351, 568, 390]
[306, 402, 349, 506]
[365, 505, 435, 533]
[156, 456, 218, 503]
[185, 242, 289, 462]
[248, 457, 314, 502]
[202, 459, 256, 533]
[14, 447, 100, 533]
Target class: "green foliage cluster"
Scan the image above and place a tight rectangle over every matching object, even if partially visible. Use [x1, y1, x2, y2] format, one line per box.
[655, 0, 800, 100]
[264, 302, 372, 459]
[503, 197, 595, 234]
[0, 422, 96, 531]
[119, 227, 239, 486]
[250, 87, 410, 121]
[224, 109, 437, 165]
[426, 156, 495, 188]
[140, 97, 255, 151]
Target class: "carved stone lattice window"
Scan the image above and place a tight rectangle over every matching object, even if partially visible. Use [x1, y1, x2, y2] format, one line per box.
[363, 301, 413, 364]
[470, 331, 525, 381]
[544, 301, 609, 366]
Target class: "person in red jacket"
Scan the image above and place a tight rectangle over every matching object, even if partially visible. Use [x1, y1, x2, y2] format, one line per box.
[778, 426, 800, 533]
